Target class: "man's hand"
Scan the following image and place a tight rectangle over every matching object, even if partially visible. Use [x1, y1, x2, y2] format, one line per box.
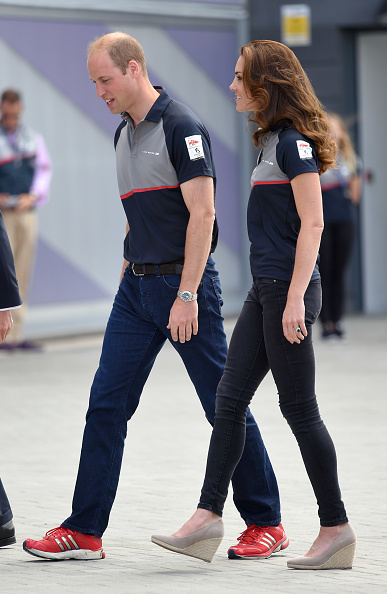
[0, 310, 13, 344]
[0, 193, 10, 208]
[167, 299, 198, 343]
[16, 193, 36, 211]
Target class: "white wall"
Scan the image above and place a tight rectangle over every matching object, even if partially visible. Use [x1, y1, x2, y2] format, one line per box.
[357, 32, 387, 313]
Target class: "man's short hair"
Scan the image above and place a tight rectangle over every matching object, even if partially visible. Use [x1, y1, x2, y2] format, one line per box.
[88, 32, 147, 76]
[1, 89, 22, 104]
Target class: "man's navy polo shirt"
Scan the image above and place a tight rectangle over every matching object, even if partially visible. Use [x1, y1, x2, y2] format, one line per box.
[114, 88, 218, 265]
[247, 126, 320, 282]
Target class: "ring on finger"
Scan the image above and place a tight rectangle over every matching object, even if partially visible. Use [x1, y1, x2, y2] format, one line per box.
[295, 326, 301, 333]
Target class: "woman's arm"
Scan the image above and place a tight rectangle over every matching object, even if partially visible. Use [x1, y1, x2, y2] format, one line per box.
[282, 172, 324, 344]
[348, 174, 362, 205]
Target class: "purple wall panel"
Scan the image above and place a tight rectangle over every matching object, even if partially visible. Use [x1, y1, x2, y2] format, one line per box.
[160, 27, 241, 253]
[29, 238, 110, 305]
[0, 18, 118, 136]
[208, 135, 240, 254]
[165, 28, 237, 94]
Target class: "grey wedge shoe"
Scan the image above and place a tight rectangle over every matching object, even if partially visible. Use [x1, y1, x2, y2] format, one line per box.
[151, 519, 224, 563]
[287, 524, 356, 570]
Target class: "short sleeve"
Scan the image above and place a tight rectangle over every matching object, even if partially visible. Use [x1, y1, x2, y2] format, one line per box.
[276, 129, 319, 181]
[165, 114, 214, 185]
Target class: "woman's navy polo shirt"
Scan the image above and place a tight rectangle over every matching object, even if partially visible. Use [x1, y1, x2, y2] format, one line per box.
[248, 126, 320, 282]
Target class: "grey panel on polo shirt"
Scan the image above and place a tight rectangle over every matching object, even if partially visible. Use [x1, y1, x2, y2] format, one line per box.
[116, 118, 178, 197]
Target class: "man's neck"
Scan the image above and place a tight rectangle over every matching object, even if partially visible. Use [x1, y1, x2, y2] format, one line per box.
[129, 84, 160, 127]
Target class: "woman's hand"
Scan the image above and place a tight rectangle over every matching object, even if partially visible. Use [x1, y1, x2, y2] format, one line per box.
[282, 294, 307, 344]
[283, 171, 323, 344]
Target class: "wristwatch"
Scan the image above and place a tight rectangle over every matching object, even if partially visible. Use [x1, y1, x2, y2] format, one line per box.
[177, 290, 197, 302]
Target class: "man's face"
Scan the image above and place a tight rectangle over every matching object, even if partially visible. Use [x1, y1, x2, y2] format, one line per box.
[0, 101, 22, 132]
[87, 50, 136, 115]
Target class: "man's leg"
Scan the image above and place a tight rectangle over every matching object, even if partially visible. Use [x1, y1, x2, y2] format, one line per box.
[23, 269, 168, 559]
[62, 271, 168, 537]
[151, 260, 281, 527]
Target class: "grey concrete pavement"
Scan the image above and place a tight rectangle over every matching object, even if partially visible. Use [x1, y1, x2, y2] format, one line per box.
[1, 314, 386, 593]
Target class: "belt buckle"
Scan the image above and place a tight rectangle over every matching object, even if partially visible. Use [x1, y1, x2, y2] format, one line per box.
[131, 262, 145, 276]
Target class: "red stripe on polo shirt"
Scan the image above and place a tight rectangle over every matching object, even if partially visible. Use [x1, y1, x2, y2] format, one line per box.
[121, 184, 180, 200]
[251, 180, 291, 187]
[0, 156, 16, 166]
[320, 182, 342, 191]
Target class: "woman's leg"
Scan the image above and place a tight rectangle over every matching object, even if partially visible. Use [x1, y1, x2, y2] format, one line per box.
[330, 221, 354, 326]
[173, 282, 271, 536]
[175, 282, 271, 530]
[319, 223, 334, 329]
[262, 280, 347, 528]
[260, 279, 352, 558]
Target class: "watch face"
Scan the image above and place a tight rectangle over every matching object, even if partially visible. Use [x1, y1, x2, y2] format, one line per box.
[178, 290, 197, 302]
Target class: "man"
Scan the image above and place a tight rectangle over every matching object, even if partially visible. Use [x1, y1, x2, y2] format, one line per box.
[0, 210, 22, 546]
[0, 89, 51, 350]
[23, 32, 287, 561]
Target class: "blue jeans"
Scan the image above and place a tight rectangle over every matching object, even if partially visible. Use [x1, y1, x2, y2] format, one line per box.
[198, 278, 348, 527]
[62, 259, 280, 537]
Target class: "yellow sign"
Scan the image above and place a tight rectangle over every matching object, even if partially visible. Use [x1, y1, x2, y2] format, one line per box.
[281, 4, 311, 47]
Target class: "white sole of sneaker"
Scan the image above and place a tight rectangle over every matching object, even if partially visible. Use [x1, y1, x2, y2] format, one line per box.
[23, 544, 105, 560]
[228, 538, 289, 560]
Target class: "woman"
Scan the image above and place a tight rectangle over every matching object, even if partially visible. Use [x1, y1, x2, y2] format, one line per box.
[319, 113, 362, 340]
[152, 40, 356, 570]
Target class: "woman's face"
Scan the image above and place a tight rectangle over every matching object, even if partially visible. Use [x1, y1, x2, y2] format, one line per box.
[329, 116, 343, 145]
[229, 56, 259, 112]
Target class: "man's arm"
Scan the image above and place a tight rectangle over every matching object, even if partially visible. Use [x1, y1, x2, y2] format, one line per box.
[28, 133, 52, 208]
[0, 212, 21, 342]
[167, 175, 215, 343]
[7, 134, 52, 212]
[120, 222, 130, 283]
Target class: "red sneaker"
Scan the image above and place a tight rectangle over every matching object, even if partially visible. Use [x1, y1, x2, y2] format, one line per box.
[23, 527, 105, 560]
[228, 523, 289, 559]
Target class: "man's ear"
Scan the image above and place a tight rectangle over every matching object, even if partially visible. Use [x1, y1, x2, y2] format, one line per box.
[127, 60, 140, 76]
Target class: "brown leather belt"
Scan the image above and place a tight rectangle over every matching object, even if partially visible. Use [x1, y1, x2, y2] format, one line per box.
[131, 260, 184, 276]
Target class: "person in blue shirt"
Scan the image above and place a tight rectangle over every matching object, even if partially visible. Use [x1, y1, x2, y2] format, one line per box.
[153, 39, 356, 571]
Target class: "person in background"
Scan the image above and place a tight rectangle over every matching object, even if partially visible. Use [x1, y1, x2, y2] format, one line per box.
[0, 89, 51, 351]
[319, 113, 362, 340]
[152, 39, 356, 571]
[0, 210, 22, 546]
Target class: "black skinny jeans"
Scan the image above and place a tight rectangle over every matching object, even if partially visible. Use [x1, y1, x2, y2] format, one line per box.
[198, 278, 348, 527]
[319, 220, 354, 325]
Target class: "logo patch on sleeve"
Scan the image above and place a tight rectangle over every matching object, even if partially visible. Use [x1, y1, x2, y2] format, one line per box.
[185, 135, 205, 161]
[296, 140, 313, 159]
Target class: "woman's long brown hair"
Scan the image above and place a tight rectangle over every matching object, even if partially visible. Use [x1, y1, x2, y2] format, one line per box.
[241, 40, 336, 174]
